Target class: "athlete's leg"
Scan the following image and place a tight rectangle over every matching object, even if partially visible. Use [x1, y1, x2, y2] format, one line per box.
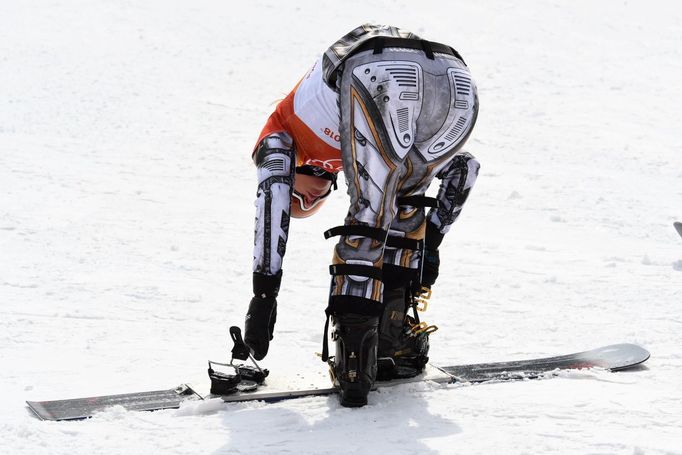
[326, 50, 426, 406]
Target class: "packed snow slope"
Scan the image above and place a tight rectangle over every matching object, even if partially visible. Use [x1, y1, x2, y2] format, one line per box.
[1, 0, 681, 453]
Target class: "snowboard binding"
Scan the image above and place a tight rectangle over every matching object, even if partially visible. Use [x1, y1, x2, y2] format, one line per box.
[377, 284, 437, 381]
[207, 326, 269, 395]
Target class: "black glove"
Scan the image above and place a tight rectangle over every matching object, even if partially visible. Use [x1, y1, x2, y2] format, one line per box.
[421, 248, 440, 288]
[244, 271, 282, 360]
[420, 221, 444, 289]
[244, 296, 277, 360]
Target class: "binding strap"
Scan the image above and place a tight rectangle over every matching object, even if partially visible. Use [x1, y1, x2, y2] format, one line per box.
[329, 264, 382, 280]
[386, 236, 422, 251]
[397, 196, 440, 208]
[321, 295, 385, 361]
[321, 316, 332, 362]
[324, 225, 388, 242]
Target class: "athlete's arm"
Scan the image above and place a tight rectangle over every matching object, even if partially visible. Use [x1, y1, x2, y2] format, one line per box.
[252, 133, 296, 277]
[421, 152, 480, 288]
[245, 132, 296, 360]
[427, 151, 480, 243]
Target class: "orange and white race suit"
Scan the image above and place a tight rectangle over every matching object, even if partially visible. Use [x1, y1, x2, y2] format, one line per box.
[255, 56, 343, 173]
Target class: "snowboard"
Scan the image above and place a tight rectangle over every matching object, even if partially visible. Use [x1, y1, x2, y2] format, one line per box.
[26, 384, 203, 421]
[675, 221, 682, 239]
[26, 343, 649, 421]
[440, 343, 650, 382]
[218, 343, 649, 403]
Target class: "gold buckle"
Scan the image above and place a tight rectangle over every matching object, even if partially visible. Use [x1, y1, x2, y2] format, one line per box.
[328, 364, 337, 384]
[415, 286, 432, 312]
[409, 321, 439, 335]
[410, 321, 428, 333]
[422, 324, 438, 335]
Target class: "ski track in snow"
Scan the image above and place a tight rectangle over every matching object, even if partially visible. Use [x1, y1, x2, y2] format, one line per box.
[1, 1, 681, 454]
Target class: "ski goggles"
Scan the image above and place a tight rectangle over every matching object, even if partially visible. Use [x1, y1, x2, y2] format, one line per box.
[291, 188, 332, 212]
[292, 165, 338, 212]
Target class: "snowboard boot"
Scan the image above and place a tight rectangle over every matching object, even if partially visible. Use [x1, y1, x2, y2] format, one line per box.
[331, 313, 379, 407]
[377, 282, 431, 380]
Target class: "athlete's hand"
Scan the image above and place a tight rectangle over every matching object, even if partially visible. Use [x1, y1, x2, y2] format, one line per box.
[420, 248, 440, 288]
[244, 295, 277, 360]
[421, 221, 443, 290]
[244, 271, 282, 360]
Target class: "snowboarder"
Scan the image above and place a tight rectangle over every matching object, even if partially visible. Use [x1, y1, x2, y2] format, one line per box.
[244, 24, 480, 407]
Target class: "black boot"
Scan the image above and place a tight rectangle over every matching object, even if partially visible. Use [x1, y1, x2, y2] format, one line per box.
[331, 313, 379, 407]
[377, 267, 431, 380]
[377, 285, 408, 378]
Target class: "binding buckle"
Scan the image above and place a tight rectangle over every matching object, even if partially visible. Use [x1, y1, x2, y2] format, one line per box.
[415, 286, 432, 312]
[207, 326, 269, 395]
[409, 321, 439, 335]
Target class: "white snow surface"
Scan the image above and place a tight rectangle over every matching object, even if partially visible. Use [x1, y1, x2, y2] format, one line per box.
[1, 1, 681, 454]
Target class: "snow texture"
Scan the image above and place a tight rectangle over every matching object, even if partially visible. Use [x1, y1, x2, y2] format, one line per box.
[1, 0, 681, 454]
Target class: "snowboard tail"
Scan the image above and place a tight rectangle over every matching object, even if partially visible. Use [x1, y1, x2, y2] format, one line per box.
[26, 384, 202, 421]
[441, 343, 650, 382]
[26, 343, 650, 421]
